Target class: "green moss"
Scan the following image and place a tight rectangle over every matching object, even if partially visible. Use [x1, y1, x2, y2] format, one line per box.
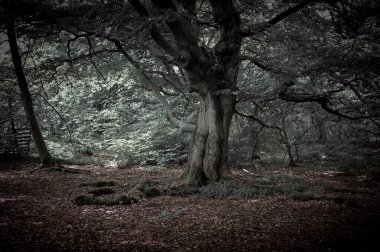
[198, 180, 272, 198]
[79, 180, 115, 187]
[165, 184, 199, 196]
[128, 189, 146, 200]
[127, 180, 160, 199]
[144, 187, 160, 197]
[74, 194, 99, 205]
[90, 188, 115, 196]
[75, 179, 160, 205]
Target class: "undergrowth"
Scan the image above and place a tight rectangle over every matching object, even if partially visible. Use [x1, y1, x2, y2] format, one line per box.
[73, 173, 363, 207]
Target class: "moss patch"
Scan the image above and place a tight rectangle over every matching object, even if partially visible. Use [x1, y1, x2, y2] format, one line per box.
[74, 179, 160, 206]
[79, 180, 115, 187]
[89, 188, 115, 196]
[127, 180, 160, 199]
[165, 184, 199, 196]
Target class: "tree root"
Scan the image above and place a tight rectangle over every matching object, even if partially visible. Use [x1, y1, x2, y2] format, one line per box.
[31, 165, 93, 174]
[74, 179, 160, 206]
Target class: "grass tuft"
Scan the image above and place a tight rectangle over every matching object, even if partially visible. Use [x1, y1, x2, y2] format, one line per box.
[165, 184, 199, 196]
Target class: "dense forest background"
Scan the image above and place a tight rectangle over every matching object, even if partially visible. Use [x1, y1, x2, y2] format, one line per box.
[1, 0, 379, 173]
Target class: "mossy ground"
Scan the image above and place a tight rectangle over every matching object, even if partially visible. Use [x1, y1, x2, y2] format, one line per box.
[73, 166, 375, 206]
[74, 179, 160, 205]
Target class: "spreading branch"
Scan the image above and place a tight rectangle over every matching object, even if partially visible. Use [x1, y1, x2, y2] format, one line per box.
[235, 109, 296, 166]
[278, 81, 376, 121]
[241, 0, 317, 37]
[108, 37, 195, 133]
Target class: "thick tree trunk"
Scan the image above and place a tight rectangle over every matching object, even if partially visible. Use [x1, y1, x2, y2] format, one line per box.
[184, 92, 235, 185]
[128, 0, 241, 185]
[7, 18, 52, 166]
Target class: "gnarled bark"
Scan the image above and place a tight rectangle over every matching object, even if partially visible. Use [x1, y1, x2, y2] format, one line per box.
[182, 92, 235, 185]
[128, 0, 241, 184]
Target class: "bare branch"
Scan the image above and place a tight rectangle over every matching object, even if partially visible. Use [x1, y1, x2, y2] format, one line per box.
[278, 81, 375, 121]
[242, 0, 317, 37]
[128, 0, 180, 58]
[108, 37, 195, 133]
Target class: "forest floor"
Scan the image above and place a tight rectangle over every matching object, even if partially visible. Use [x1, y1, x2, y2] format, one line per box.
[0, 157, 379, 251]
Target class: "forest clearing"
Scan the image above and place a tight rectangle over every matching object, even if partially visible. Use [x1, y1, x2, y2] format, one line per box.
[1, 157, 379, 251]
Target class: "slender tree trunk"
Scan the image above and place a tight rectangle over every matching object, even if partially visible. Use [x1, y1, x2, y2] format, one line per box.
[281, 117, 296, 167]
[7, 18, 52, 166]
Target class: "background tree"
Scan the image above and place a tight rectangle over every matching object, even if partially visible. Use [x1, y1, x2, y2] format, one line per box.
[4, 17, 52, 166]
